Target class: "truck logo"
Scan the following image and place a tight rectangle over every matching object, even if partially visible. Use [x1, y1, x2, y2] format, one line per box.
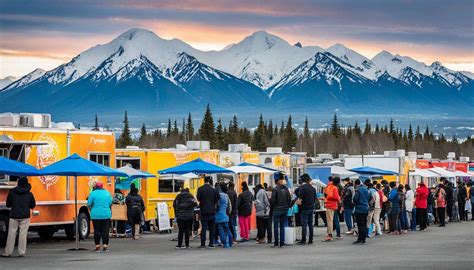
[36, 134, 59, 189]
[90, 137, 106, 144]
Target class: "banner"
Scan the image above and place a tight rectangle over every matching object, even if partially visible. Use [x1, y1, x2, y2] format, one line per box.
[156, 202, 171, 231]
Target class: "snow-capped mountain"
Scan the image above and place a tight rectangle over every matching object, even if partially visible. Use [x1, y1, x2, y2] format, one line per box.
[0, 28, 472, 119]
[0, 76, 16, 90]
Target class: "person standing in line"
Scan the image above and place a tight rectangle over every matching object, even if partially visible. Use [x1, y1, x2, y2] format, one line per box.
[237, 181, 253, 242]
[2, 177, 36, 258]
[388, 181, 401, 235]
[196, 176, 220, 249]
[365, 182, 377, 237]
[374, 184, 384, 235]
[226, 182, 238, 243]
[215, 183, 233, 248]
[468, 182, 474, 221]
[404, 184, 415, 230]
[126, 183, 145, 240]
[435, 183, 447, 227]
[457, 181, 467, 221]
[265, 184, 273, 244]
[341, 178, 355, 235]
[271, 172, 291, 248]
[87, 182, 112, 252]
[444, 179, 454, 221]
[352, 179, 369, 245]
[173, 188, 197, 249]
[296, 174, 316, 245]
[398, 184, 408, 233]
[254, 184, 270, 244]
[333, 178, 343, 239]
[415, 181, 429, 231]
[322, 177, 341, 242]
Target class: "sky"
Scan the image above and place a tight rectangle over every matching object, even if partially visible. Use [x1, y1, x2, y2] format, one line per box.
[0, 0, 473, 78]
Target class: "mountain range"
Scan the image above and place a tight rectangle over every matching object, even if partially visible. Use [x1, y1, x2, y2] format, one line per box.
[1, 28, 472, 120]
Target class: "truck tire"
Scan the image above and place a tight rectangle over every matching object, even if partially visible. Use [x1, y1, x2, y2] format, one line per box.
[0, 214, 9, 248]
[37, 226, 55, 240]
[78, 212, 90, 240]
[64, 224, 75, 240]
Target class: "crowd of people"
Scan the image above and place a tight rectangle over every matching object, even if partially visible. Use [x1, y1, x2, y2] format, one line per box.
[2, 173, 473, 256]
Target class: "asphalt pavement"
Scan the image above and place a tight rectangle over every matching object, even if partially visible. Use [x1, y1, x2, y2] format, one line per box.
[1, 221, 473, 270]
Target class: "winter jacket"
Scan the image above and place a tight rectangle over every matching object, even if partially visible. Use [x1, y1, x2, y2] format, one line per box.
[197, 184, 219, 217]
[445, 185, 453, 203]
[254, 189, 270, 217]
[216, 192, 231, 223]
[237, 190, 253, 217]
[388, 189, 400, 213]
[6, 183, 36, 219]
[373, 189, 381, 210]
[342, 185, 354, 209]
[415, 184, 429, 209]
[405, 190, 415, 212]
[227, 189, 238, 216]
[173, 190, 197, 221]
[398, 191, 406, 210]
[352, 185, 369, 214]
[271, 185, 291, 212]
[436, 188, 446, 208]
[297, 182, 317, 211]
[469, 186, 474, 199]
[458, 185, 467, 202]
[324, 183, 341, 210]
[87, 189, 112, 220]
[126, 193, 145, 211]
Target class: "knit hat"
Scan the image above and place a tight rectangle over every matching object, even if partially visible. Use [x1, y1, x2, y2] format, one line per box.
[94, 182, 104, 189]
[273, 172, 284, 183]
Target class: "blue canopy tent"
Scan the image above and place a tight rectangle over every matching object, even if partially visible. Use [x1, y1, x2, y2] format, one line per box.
[115, 165, 155, 190]
[158, 158, 233, 175]
[40, 153, 127, 250]
[349, 166, 399, 176]
[0, 156, 43, 176]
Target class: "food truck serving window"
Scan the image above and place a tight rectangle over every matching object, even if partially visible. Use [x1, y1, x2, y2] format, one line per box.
[247, 174, 261, 187]
[89, 153, 110, 167]
[159, 178, 184, 193]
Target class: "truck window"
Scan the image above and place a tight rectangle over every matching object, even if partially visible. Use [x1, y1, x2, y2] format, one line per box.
[89, 153, 110, 167]
[159, 178, 185, 193]
[247, 173, 261, 187]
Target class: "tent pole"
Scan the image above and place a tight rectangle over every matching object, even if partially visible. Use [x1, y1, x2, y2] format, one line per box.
[74, 175, 78, 250]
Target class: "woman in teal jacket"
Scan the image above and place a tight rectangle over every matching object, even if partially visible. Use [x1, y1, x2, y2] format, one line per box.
[87, 182, 112, 252]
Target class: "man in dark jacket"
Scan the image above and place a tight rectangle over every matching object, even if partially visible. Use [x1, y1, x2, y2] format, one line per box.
[271, 172, 291, 248]
[3, 177, 36, 257]
[227, 182, 238, 241]
[444, 179, 454, 221]
[457, 182, 467, 221]
[352, 179, 369, 245]
[196, 176, 219, 248]
[297, 174, 316, 245]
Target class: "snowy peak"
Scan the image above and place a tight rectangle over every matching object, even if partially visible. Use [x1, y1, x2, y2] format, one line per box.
[3, 68, 46, 90]
[224, 31, 291, 53]
[0, 76, 17, 90]
[169, 53, 229, 83]
[326, 43, 377, 80]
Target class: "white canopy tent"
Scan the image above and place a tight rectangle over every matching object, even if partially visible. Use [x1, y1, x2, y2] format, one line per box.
[453, 170, 472, 177]
[428, 167, 458, 178]
[410, 169, 440, 178]
[408, 169, 440, 188]
[227, 165, 275, 174]
[330, 166, 358, 179]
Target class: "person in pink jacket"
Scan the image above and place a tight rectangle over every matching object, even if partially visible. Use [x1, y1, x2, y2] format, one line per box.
[415, 182, 429, 231]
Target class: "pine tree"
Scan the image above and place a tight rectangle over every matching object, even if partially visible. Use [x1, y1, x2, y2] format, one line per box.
[283, 115, 297, 152]
[354, 121, 361, 136]
[215, 118, 225, 150]
[117, 110, 133, 147]
[389, 118, 395, 134]
[172, 120, 179, 137]
[267, 119, 274, 142]
[186, 113, 194, 141]
[138, 123, 147, 146]
[166, 119, 172, 138]
[423, 126, 430, 140]
[303, 117, 310, 140]
[93, 114, 99, 131]
[364, 119, 371, 135]
[199, 104, 216, 147]
[330, 113, 341, 137]
[251, 115, 267, 151]
[408, 124, 414, 142]
[415, 126, 421, 139]
[375, 124, 380, 133]
[229, 115, 239, 143]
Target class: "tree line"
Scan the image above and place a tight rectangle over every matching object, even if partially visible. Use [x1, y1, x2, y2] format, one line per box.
[110, 106, 474, 159]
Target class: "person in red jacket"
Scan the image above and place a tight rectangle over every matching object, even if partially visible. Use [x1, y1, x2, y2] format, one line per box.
[415, 181, 429, 231]
[322, 177, 341, 242]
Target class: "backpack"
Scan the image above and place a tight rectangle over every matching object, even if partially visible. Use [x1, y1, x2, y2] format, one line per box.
[343, 186, 353, 207]
[368, 191, 376, 211]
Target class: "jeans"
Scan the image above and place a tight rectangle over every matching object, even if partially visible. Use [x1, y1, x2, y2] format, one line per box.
[200, 215, 216, 247]
[4, 218, 30, 256]
[177, 219, 193, 247]
[92, 219, 110, 246]
[388, 210, 400, 232]
[333, 211, 341, 237]
[343, 208, 353, 231]
[256, 216, 270, 241]
[410, 208, 417, 231]
[216, 222, 232, 248]
[238, 215, 251, 240]
[273, 210, 288, 247]
[417, 208, 427, 230]
[355, 213, 368, 243]
[300, 210, 314, 243]
[399, 210, 408, 230]
[438, 207, 446, 226]
[266, 215, 272, 243]
[228, 215, 237, 241]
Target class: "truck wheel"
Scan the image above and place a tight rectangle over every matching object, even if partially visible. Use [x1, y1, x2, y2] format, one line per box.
[78, 213, 90, 240]
[0, 214, 9, 248]
[37, 226, 55, 240]
[64, 224, 75, 240]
